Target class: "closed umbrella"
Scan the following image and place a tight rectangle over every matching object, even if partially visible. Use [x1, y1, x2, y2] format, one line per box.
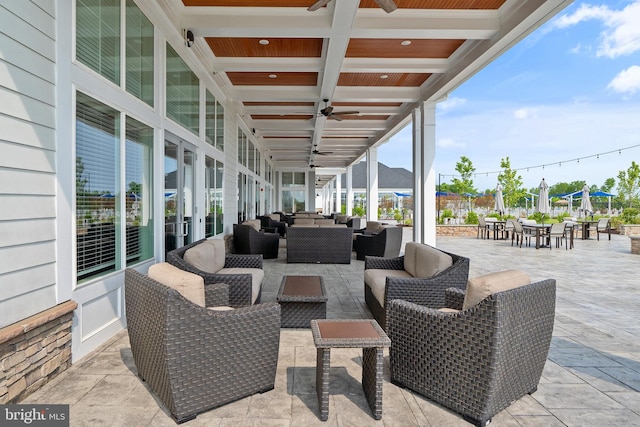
[537, 178, 551, 222]
[580, 183, 593, 216]
[494, 183, 505, 216]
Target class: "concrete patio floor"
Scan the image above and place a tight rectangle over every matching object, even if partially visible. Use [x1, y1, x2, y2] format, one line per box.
[23, 230, 640, 426]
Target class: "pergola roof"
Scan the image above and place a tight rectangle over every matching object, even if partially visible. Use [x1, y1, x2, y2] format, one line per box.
[157, 0, 571, 183]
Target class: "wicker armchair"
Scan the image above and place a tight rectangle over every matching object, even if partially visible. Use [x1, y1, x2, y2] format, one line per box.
[233, 223, 280, 259]
[355, 226, 402, 261]
[388, 277, 556, 427]
[364, 243, 469, 329]
[167, 238, 264, 307]
[124, 268, 281, 424]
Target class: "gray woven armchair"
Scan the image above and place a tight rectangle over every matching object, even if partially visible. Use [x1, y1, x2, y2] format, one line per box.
[124, 268, 281, 424]
[167, 238, 263, 307]
[388, 277, 556, 427]
[233, 223, 280, 259]
[355, 226, 402, 261]
[364, 242, 470, 329]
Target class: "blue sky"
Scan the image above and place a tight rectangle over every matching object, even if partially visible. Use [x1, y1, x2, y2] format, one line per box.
[378, 0, 640, 193]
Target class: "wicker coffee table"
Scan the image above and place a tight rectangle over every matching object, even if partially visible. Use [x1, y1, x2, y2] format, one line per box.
[310, 319, 391, 421]
[277, 276, 327, 328]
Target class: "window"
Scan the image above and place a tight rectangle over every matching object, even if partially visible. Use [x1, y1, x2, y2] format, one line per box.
[76, 0, 120, 85]
[125, 117, 154, 264]
[205, 156, 224, 237]
[76, 93, 154, 282]
[237, 128, 247, 166]
[281, 172, 306, 213]
[76, 93, 120, 280]
[125, 0, 154, 106]
[166, 44, 199, 135]
[76, 0, 154, 106]
[205, 91, 224, 151]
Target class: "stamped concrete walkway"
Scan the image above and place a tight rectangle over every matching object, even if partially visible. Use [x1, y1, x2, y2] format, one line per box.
[23, 231, 640, 426]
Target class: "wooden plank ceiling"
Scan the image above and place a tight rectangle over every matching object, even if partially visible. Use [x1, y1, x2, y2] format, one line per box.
[173, 0, 568, 185]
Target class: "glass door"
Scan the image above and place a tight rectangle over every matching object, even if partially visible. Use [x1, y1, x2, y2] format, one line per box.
[164, 137, 195, 255]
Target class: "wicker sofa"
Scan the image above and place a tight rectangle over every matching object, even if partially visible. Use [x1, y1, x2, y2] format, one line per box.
[124, 267, 281, 423]
[286, 226, 353, 263]
[167, 238, 264, 307]
[388, 271, 556, 427]
[364, 242, 469, 329]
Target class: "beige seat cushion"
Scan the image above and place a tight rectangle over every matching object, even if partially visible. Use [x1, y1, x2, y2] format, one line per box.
[268, 214, 281, 222]
[336, 215, 350, 224]
[314, 219, 335, 225]
[217, 267, 264, 304]
[364, 269, 413, 306]
[319, 224, 347, 228]
[242, 219, 261, 231]
[462, 270, 531, 310]
[291, 224, 319, 227]
[403, 242, 453, 278]
[183, 239, 226, 274]
[208, 306, 234, 311]
[365, 221, 383, 233]
[148, 262, 205, 307]
[294, 218, 316, 225]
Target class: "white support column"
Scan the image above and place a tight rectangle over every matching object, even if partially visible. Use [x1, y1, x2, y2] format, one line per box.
[346, 166, 353, 216]
[335, 173, 342, 215]
[413, 102, 437, 245]
[366, 147, 379, 221]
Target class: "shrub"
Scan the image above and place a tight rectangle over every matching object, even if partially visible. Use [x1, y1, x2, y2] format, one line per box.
[466, 211, 478, 224]
[622, 208, 640, 224]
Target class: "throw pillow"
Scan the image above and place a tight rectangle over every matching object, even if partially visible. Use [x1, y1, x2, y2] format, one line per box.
[184, 239, 226, 273]
[148, 262, 205, 307]
[462, 270, 531, 310]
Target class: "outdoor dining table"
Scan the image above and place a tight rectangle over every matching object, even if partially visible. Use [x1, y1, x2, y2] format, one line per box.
[578, 220, 599, 240]
[522, 224, 551, 249]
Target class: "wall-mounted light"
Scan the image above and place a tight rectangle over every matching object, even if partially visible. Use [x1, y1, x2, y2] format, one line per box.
[184, 29, 194, 48]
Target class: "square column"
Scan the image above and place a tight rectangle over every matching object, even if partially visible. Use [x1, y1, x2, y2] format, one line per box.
[413, 102, 436, 245]
[346, 166, 353, 216]
[366, 147, 379, 222]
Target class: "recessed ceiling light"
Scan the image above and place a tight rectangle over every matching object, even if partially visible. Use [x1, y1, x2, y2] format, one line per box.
[259, 39, 269, 45]
[401, 40, 411, 46]
[269, 74, 278, 78]
[380, 74, 389, 79]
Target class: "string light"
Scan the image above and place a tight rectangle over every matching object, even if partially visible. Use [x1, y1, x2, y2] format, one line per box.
[439, 144, 640, 180]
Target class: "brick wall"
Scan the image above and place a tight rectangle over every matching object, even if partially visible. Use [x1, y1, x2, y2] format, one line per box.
[0, 301, 77, 403]
[630, 236, 640, 255]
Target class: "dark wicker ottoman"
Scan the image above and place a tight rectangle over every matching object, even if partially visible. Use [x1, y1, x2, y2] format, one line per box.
[277, 276, 327, 328]
[310, 319, 391, 421]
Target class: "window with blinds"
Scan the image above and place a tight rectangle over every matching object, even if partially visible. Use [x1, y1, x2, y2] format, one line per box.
[125, 0, 154, 106]
[205, 91, 225, 151]
[76, 0, 120, 85]
[76, 93, 120, 281]
[166, 44, 199, 135]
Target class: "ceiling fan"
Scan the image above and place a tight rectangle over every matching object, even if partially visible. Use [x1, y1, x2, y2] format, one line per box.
[312, 144, 333, 156]
[308, 0, 397, 13]
[316, 99, 359, 122]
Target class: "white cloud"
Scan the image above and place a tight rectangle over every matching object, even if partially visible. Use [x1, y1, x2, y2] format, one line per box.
[437, 97, 467, 114]
[608, 65, 640, 96]
[554, 1, 640, 58]
[513, 107, 539, 119]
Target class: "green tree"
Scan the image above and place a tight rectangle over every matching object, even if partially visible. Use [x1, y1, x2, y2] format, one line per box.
[617, 161, 640, 208]
[602, 178, 615, 193]
[449, 156, 477, 195]
[497, 157, 525, 209]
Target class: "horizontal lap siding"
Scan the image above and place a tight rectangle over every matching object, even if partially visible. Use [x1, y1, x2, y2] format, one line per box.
[0, 1, 57, 328]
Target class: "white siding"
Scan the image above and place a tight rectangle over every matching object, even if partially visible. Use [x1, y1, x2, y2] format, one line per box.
[223, 113, 238, 235]
[0, 1, 57, 328]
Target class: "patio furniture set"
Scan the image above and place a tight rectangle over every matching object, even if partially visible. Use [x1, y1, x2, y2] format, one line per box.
[124, 237, 556, 426]
[478, 216, 612, 250]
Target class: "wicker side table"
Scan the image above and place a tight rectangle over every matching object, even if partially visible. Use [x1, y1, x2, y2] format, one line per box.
[277, 276, 327, 328]
[310, 319, 391, 421]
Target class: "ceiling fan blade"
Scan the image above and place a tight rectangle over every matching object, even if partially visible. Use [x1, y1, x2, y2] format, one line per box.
[308, 0, 331, 12]
[329, 114, 343, 121]
[374, 0, 397, 13]
[331, 110, 360, 115]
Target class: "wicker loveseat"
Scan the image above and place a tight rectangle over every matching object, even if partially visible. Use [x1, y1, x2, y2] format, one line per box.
[364, 242, 469, 329]
[167, 238, 264, 307]
[388, 271, 556, 427]
[124, 267, 281, 423]
[286, 226, 353, 263]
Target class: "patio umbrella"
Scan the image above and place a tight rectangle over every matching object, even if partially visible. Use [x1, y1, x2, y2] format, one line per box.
[537, 178, 551, 221]
[494, 183, 505, 216]
[580, 183, 593, 215]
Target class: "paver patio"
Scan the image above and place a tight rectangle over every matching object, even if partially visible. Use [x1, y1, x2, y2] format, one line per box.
[23, 231, 640, 426]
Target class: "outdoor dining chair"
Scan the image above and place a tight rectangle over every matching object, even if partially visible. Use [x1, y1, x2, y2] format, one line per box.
[596, 218, 611, 240]
[510, 219, 529, 248]
[548, 222, 568, 250]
